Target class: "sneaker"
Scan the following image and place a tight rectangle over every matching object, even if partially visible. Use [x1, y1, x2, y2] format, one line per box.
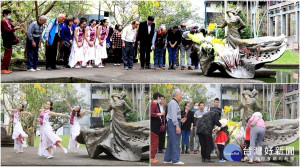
[16, 151, 23, 153]
[35, 68, 41, 71]
[99, 65, 105, 68]
[63, 148, 68, 154]
[150, 158, 159, 163]
[173, 161, 184, 165]
[75, 65, 81, 69]
[117, 63, 121, 66]
[163, 161, 172, 164]
[124, 67, 129, 70]
[114, 64, 118, 66]
[86, 65, 93, 68]
[47, 155, 53, 159]
[27, 69, 36, 72]
[219, 159, 226, 162]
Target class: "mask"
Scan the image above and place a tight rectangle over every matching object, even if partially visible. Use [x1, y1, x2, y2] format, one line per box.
[118, 29, 122, 32]
[194, 106, 199, 110]
[157, 100, 161, 104]
[6, 16, 11, 20]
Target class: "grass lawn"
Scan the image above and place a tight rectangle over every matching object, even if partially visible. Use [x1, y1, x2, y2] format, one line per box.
[33, 135, 85, 148]
[270, 49, 299, 64]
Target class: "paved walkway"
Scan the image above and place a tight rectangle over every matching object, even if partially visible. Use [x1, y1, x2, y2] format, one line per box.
[152, 151, 281, 166]
[2, 64, 268, 83]
[1, 147, 149, 166]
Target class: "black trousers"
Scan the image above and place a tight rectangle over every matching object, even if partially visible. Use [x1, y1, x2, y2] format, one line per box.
[45, 33, 60, 68]
[140, 45, 151, 67]
[113, 48, 123, 63]
[198, 133, 213, 160]
[217, 144, 225, 160]
[158, 130, 166, 150]
[62, 44, 71, 66]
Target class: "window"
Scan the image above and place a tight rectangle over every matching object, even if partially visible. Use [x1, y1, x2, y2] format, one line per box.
[104, 11, 109, 17]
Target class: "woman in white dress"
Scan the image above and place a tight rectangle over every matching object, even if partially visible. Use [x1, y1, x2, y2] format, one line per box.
[6, 104, 32, 153]
[83, 19, 97, 68]
[63, 98, 91, 152]
[95, 19, 109, 68]
[38, 101, 70, 159]
[69, 19, 87, 68]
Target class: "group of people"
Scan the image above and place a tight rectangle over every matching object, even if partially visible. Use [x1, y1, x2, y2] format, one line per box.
[6, 99, 91, 159]
[150, 89, 266, 165]
[1, 10, 201, 74]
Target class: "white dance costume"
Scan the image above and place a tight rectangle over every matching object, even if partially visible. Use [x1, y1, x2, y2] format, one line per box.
[12, 111, 28, 151]
[69, 27, 85, 67]
[83, 26, 96, 65]
[68, 113, 80, 150]
[38, 110, 62, 157]
[95, 26, 108, 65]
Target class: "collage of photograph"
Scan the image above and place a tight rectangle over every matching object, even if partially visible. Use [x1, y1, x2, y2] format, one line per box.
[0, 0, 299, 167]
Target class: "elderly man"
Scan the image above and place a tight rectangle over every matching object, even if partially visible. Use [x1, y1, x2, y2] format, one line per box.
[122, 21, 139, 70]
[151, 25, 167, 70]
[43, 13, 66, 70]
[163, 88, 184, 165]
[26, 15, 47, 71]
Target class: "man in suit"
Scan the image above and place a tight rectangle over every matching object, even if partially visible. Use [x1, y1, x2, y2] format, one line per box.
[137, 16, 155, 70]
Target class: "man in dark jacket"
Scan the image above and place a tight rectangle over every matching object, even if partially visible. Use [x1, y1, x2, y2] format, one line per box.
[197, 107, 225, 163]
[137, 16, 155, 70]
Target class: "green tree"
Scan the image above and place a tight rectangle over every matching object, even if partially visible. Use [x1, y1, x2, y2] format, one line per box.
[1, 84, 87, 146]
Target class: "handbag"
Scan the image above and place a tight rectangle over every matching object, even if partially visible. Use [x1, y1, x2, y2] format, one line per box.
[160, 125, 165, 132]
[62, 40, 71, 48]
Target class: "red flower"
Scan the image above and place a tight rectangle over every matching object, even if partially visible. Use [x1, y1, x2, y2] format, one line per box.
[242, 48, 247, 52]
[246, 51, 250, 54]
[258, 46, 261, 50]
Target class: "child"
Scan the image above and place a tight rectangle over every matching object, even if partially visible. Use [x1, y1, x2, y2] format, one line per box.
[241, 119, 251, 161]
[215, 125, 229, 162]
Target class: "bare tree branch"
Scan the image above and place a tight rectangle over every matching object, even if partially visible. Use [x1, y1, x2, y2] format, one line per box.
[41, 1, 57, 16]
[35, 1, 39, 21]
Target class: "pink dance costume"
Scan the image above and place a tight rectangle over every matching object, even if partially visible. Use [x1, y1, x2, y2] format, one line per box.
[95, 26, 108, 65]
[68, 113, 81, 150]
[69, 27, 85, 67]
[12, 111, 28, 151]
[38, 110, 62, 157]
[83, 26, 96, 66]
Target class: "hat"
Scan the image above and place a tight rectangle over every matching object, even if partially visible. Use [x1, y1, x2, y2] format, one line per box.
[219, 118, 228, 125]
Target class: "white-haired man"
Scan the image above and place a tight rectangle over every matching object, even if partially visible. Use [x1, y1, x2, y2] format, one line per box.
[151, 25, 167, 70]
[43, 13, 66, 70]
[26, 15, 47, 72]
[163, 88, 184, 165]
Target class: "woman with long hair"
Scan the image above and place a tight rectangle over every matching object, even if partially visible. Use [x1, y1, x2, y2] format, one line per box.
[83, 19, 97, 68]
[6, 104, 32, 153]
[38, 101, 70, 159]
[95, 19, 109, 68]
[69, 19, 87, 68]
[63, 98, 91, 152]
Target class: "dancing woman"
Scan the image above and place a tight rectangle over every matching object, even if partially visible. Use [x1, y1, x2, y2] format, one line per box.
[38, 101, 70, 159]
[95, 19, 109, 68]
[6, 104, 32, 153]
[63, 98, 91, 152]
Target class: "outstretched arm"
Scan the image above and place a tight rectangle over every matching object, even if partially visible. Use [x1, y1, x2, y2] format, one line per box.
[49, 112, 70, 119]
[5, 109, 16, 116]
[123, 100, 131, 114]
[217, 21, 227, 29]
[79, 110, 92, 117]
[238, 17, 246, 32]
[103, 105, 112, 112]
[63, 98, 73, 112]
[20, 111, 32, 116]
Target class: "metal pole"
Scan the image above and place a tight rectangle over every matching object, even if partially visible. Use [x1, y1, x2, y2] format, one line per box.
[204, 0, 207, 29]
[90, 85, 93, 128]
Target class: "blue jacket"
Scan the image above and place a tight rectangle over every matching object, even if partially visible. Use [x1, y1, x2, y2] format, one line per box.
[43, 18, 63, 45]
[61, 25, 72, 42]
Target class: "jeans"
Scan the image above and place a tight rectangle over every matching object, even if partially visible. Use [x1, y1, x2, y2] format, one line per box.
[45, 33, 60, 68]
[181, 130, 191, 147]
[198, 133, 213, 160]
[168, 47, 177, 63]
[217, 144, 225, 160]
[180, 44, 192, 67]
[250, 126, 265, 159]
[26, 38, 40, 69]
[154, 46, 164, 67]
[190, 126, 200, 151]
[122, 41, 134, 68]
[164, 119, 181, 163]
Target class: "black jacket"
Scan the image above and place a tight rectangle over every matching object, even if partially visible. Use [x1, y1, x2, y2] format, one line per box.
[181, 110, 194, 131]
[137, 21, 155, 47]
[196, 108, 221, 135]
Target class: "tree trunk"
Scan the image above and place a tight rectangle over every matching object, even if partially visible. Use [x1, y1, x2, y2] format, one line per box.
[27, 129, 35, 147]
